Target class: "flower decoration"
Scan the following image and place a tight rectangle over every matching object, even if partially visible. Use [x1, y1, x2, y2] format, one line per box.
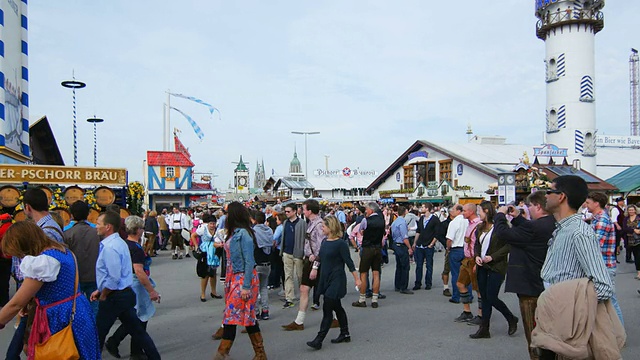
[126, 181, 146, 216]
[528, 167, 552, 189]
[15, 191, 24, 211]
[50, 188, 68, 210]
[83, 189, 101, 210]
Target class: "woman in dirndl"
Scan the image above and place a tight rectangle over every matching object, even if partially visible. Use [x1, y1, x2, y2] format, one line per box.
[214, 202, 266, 360]
[192, 213, 222, 301]
[0, 221, 100, 359]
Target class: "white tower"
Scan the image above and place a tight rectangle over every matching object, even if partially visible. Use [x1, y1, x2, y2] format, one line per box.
[535, 0, 604, 174]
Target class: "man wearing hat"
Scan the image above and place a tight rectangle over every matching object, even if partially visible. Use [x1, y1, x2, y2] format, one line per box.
[610, 197, 628, 263]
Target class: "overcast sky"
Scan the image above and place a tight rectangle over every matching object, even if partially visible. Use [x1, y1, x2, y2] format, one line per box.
[26, 1, 639, 189]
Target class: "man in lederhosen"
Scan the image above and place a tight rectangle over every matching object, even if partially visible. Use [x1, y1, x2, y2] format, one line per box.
[165, 206, 189, 259]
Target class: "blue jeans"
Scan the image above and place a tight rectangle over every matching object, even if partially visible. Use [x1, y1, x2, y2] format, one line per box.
[6, 316, 26, 360]
[608, 268, 624, 326]
[96, 288, 160, 360]
[414, 246, 434, 288]
[6, 280, 25, 360]
[394, 244, 410, 291]
[449, 248, 466, 301]
[80, 281, 99, 319]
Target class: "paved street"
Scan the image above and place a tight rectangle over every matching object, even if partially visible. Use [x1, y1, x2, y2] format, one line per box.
[1, 248, 637, 359]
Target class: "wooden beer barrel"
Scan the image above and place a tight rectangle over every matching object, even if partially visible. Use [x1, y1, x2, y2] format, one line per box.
[87, 208, 100, 224]
[51, 208, 71, 227]
[120, 208, 131, 219]
[64, 186, 85, 206]
[37, 186, 53, 206]
[0, 186, 21, 208]
[94, 186, 115, 207]
[13, 210, 26, 222]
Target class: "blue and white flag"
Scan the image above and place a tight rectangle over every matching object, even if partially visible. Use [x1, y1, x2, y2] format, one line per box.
[170, 107, 204, 140]
[169, 93, 221, 119]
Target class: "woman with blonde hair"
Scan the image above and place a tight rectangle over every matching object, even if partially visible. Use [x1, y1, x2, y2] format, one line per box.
[622, 204, 640, 278]
[306, 215, 360, 350]
[0, 221, 100, 359]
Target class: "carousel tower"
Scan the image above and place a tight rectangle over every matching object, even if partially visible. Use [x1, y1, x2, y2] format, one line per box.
[535, 0, 604, 174]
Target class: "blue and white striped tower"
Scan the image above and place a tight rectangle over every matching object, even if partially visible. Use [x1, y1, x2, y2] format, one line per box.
[535, 0, 604, 174]
[0, 0, 32, 163]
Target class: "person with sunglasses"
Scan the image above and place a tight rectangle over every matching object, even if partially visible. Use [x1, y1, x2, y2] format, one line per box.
[535, 176, 617, 359]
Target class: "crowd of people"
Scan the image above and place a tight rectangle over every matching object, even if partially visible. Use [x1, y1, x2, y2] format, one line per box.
[0, 174, 632, 359]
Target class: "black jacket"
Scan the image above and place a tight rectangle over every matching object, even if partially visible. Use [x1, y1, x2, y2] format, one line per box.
[493, 212, 555, 297]
[437, 218, 451, 247]
[415, 214, 440, 247]
[144, 216, 159, 234]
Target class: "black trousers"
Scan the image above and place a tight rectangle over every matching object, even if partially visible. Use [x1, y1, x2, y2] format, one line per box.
[96, 288, 160, 360]
[110, 319, 148, 356]
[0, 258, 12, 306]
[317, 297, 348, 339]
[268, 251, 284, 287]
[476, 266, 514, 326]
[631, 245, 640, 271]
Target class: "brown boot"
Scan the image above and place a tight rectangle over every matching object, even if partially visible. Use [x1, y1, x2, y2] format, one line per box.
[214, 339, 233, 359]
[248, 331, 267, 360]
[212, 327, 224, 340]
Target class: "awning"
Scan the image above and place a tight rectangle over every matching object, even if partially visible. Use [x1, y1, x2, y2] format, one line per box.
[411, 197, 452, 204]
[148, 189, 214, 196]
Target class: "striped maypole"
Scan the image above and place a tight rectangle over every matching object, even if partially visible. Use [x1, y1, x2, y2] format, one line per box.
[61, 73, 86, 166]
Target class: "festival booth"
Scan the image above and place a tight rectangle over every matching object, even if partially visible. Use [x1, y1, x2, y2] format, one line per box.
[0, 164, 139, 227]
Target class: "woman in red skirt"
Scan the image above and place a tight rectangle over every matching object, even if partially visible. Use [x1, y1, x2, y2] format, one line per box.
[215, 202, 266, 360]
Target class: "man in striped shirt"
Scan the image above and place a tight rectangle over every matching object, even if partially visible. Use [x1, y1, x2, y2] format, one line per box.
[538, 176, 614, 359]
[541, 175, 613, 300]
[585, 191, 623, 325]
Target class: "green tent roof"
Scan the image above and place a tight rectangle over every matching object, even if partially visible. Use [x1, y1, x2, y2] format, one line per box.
[606, 165, 640, 193]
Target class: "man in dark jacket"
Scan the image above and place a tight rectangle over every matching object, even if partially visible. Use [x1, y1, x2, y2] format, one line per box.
[412, 203, 441, 290]
[493, 191, 555, 360]
[64, 201, 102, 317]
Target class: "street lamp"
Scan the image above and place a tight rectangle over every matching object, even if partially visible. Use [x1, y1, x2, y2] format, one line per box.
[61, 74, 86, 166]
[291, 131, 320, 178]
[86, 116, 104, 167]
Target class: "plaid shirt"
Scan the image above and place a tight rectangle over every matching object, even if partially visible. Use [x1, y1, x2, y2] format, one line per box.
[591, 211, 617, 269]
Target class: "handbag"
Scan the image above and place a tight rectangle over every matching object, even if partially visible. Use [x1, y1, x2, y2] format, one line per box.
[193, 247, 204, 260]
[32, 252, 80, 360]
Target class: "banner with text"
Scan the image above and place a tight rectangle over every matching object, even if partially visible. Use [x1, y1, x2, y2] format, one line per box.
[0, 165, 128, 186]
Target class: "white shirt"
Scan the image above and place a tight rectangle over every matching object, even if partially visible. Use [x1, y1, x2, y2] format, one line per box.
[445, 214, 468, 248]
[195, 224, 214, 238]
[610, 207, 622, 223]
[165, 213, 189, 230]
[479, 228, 494, 258]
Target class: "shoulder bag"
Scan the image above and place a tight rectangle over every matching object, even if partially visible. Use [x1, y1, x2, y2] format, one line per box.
[31, 251, 80, 360]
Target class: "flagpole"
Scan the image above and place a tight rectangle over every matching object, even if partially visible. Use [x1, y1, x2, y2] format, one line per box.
[166, 90, 171, 151]
[162, 103, 167, 151]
